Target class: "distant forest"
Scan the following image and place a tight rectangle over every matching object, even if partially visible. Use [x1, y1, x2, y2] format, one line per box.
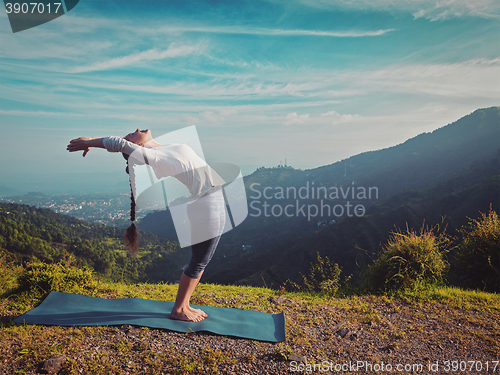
[0, 203, 189, 284]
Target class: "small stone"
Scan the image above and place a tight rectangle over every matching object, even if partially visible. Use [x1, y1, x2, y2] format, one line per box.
[337, 328, 350, 338]
[41, 355, 66, 374]
[120, 324, 141, 336]
[289, 353, 307, 363]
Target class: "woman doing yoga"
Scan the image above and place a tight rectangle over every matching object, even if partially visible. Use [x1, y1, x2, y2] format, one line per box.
[66, 129, 226, 322]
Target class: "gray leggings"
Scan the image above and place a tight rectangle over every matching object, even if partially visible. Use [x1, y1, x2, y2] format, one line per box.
[183, 187, 226, 279]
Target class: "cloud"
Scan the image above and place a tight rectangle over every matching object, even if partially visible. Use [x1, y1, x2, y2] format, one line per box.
[411, 0, 500, 21]
[184, 109, 240, 125]
[284, 112, 310, 125]
[351, 58, 500, 99]
[0, 109, 83, 117]
[320, 110, 360, 124]
[321, 110, 340, 117]
[291, 0, 500, 20]
[158, 25, 394, 37]
[202, 111, 223, 123]
[3, 54, 497, 123]
[69, 44, 202, 73]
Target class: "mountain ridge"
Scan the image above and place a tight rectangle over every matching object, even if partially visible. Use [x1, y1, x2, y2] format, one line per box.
[136, 107, 499, 288]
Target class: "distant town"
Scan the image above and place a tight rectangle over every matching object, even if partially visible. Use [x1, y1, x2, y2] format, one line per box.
[0, 192, 153, 227]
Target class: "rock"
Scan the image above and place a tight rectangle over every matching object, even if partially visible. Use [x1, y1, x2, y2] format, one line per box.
[120, 324, 141, 336]
[40, 355, 66, 374]
[337, 327, 350, 338]
[269, 297, 298, 306]
[289, 353, 307, 363]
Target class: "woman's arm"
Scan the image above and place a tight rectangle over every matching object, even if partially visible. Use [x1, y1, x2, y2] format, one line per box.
[67, 136, 155, 166]
[66, 137, 105, 157]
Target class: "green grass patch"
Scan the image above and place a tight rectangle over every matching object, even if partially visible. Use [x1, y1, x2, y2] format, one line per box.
[394, 283, 500, 311]
[1, 260, 499, 374]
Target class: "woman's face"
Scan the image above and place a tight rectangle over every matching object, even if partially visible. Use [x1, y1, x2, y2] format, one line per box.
[124, 129, 152, 145]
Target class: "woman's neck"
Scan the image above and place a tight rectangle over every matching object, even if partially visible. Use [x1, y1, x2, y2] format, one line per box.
[144, 140, 162, 148]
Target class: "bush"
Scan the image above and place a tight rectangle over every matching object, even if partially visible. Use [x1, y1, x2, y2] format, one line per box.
[363, 225, 449, 292]
[286, 252, 342, 296]
[455, 206, 499, 292]
[0, 252, 23, 297]
[15, 258, 97, 299]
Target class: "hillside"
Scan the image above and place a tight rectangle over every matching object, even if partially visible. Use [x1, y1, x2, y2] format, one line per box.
[1, 261, 499, 374]
[0, 202, 188, 284]
[205, 160, 499, 287]
[214, 175, 498, 287]
[136, 107, 500, 287]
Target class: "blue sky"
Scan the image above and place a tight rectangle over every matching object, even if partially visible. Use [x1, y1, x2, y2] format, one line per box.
[0, 0, 499, 190]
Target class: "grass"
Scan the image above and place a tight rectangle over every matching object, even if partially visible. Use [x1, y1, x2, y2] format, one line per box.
[393, 282, 500, 312]
[362, 225, 449, 292]
[1, 260, 499, 374]
[455, 206, 500, 292]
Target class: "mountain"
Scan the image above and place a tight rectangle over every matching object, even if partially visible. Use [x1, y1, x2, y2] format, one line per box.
[206, 172, 499, 287]
[0, 185, 26, 197]
[240, 106, 499, 202]
[313, 106, 499, 199]
[136, 107, 499, 287]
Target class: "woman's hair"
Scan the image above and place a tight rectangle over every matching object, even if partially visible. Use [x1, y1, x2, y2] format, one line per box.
[122, 153, 140, 257]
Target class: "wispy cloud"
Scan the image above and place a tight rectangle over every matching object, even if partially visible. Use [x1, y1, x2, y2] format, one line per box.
[284, 112, 310, 125]
[348, 58, 500, 98]
[3, 56, 497, 123]
[69, 44, 203, 73]
[411, 0, 500, 21]
[0, 110, 84, 117]
[290, 0, 500, 20]
[158, 25, 394, 37]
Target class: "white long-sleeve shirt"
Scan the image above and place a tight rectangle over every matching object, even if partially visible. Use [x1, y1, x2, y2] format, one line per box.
[103, 136, 225, 202]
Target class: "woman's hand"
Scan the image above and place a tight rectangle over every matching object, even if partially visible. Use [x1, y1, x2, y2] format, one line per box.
[67, 137, 92, 157]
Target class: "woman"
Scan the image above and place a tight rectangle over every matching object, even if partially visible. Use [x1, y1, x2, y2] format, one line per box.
[66, 129, 226, 322]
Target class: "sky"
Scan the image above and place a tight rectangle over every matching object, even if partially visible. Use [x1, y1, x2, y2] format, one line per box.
[0, 0, 499, 192]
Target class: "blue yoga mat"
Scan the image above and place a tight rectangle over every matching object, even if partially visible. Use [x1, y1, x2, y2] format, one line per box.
[14, 291, 286, 343]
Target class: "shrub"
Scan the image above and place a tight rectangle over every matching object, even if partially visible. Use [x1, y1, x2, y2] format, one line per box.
[286, 252, 342, 296]
[455, 206, 499, 292]
[0, 253, 23, 297]
[363, 225, 449, 292]
[15, 259, 97, 299]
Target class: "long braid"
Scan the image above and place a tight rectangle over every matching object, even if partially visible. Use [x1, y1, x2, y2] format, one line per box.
[123, 156, 140, 257]
[129, 179, 136, 222]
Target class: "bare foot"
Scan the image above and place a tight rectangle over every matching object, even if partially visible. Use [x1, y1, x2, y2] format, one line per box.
[188, 305, 207, 318]
[170, 306, 206, 322]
